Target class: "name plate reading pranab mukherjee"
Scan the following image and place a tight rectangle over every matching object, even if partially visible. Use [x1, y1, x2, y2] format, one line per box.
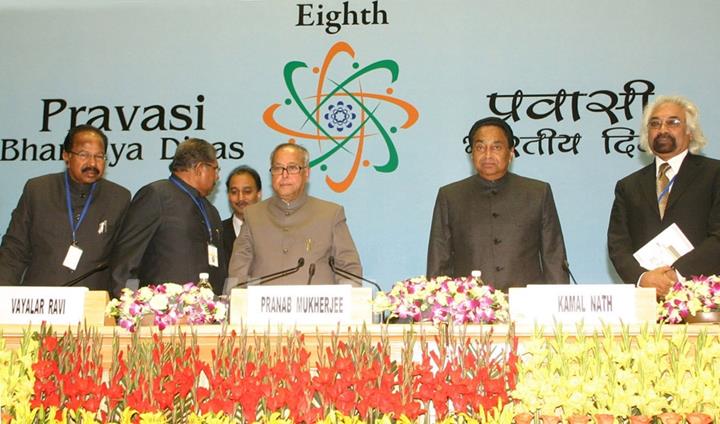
[509, 284, 656, 324]
[246, 285, 352, 325]
[0, 286, 89, 325]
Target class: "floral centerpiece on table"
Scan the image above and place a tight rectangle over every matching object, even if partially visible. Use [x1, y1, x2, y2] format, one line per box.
[373, 274, 509, 324]
[106, 282, 227, 331]
[658, 274, 720, 323]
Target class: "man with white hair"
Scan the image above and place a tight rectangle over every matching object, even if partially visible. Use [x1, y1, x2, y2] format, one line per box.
[226, 143, 361, 291]
[608, 95, 720, 296]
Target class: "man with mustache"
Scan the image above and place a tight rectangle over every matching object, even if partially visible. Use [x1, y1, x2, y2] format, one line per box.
[427, 117, 569, 291]
[110, 138, 227, 296]
[608, 96, 720, 296]
[221, 165, 262, 261]
[0, 125, 130, 289]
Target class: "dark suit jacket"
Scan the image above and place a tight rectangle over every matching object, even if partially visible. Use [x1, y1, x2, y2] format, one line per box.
[222, 217, 235, 266]
[110, 177, 227, 296]
[427, 173, 569, 291]
[608, 153, 720, 282]
[0, 172, 130, 290]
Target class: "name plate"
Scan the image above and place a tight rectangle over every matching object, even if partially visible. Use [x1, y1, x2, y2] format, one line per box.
[246, 284, 352, 325]
[509, 284, 656, 324]
[0, 286, 89, 325]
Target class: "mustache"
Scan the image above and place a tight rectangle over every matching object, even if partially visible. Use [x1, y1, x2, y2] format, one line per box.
[81, 166, 101, 174]
[653, 133, 675, 143]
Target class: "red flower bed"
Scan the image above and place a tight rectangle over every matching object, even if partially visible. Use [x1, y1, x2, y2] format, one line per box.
[28, 324, 517, 423]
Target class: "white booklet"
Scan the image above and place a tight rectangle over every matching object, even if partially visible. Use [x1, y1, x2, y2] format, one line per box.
[633, 223, 694, 270]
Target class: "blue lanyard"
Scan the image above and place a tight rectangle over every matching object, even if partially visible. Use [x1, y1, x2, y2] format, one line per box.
[169, 175, 213, 241]
[657, 174, 677, 203]
[64, 171, 96, 245]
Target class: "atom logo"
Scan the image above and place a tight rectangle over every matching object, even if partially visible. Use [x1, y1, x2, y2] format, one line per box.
[325, 101, 356, 132]
[263, 41, 419, 192]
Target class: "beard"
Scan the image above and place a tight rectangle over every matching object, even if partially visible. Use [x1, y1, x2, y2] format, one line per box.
[652, 134, 677, 154]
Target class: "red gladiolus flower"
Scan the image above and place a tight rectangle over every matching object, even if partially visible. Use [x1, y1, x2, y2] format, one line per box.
[42, 335, 59, 352]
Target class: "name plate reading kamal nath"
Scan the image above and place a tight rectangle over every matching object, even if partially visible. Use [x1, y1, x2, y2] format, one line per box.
[509, 284, 656, 324]
[247, 285, 352, 325]
[0, 286, 88, 325]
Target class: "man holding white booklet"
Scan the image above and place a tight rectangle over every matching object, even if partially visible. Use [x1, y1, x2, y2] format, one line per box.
[608, 95, 720, 296]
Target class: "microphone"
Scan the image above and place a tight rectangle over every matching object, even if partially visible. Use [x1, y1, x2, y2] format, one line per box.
[234, 257, 305, 288]
[306, 263, 316, 285]
[328, 256, 382, 292]
[563, 259, 578, 285]
[62, 262, 108, 287]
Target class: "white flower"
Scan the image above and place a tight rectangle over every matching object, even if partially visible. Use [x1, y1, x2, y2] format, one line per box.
[148, 293, 169, 311]
[136, 286, 154, 301]
[164, 283, 184, 297]
[213, 302, 227, 320]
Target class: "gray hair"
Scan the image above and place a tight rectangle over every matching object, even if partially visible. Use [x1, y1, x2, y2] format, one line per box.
[169, 138, 217, 172]
[640, 95, 707, 154]
[270, 143, 310, 166]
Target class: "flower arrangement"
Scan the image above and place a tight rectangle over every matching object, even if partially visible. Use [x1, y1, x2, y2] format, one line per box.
[6, 323, 518, 423]
[373, 275, 509, 324]
[106, 283, 227, 331]
[511, 323, 720, 422]
[657, 275, 720, 323]
[4, 323, 720, 423]
[0, 328, 38, 422]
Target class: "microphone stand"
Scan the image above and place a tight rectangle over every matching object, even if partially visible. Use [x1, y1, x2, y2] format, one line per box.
[329, 256, 383, 292]
[62, 263, 108, 287]
[563, 260, 579, 285]
[328, 256, 386, 323]
[306, 263, 316, 285]
[233, 257, 305, 288]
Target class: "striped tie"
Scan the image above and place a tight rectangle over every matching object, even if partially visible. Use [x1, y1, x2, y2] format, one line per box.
[657, 162, 671, 219]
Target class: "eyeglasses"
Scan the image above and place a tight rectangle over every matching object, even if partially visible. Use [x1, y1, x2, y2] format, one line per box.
[648, 118, 683, 130]
[70, 151, 107, 162]
[270, 165, 304, 175]
[202, 162, 221, 173]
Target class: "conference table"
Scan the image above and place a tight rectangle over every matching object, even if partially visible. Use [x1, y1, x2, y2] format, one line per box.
[2, 321, 718, 369]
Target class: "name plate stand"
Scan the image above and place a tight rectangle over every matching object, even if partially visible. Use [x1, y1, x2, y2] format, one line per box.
[230, 285, 372, 325]
[0, 287, 111, 326]
[509, 284, 656, 325]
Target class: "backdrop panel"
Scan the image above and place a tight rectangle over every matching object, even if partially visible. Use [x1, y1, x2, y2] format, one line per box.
[2, 0, 719, 287]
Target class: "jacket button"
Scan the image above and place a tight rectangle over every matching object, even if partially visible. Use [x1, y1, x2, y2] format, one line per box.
[282, 248, 288, 254]
[492, 212, 499, 218]
[494, 238, 502, 245]
[495, 266, 503, 272]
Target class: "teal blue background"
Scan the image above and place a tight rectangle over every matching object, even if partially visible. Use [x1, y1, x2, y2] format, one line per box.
[1, 0, 719, 288]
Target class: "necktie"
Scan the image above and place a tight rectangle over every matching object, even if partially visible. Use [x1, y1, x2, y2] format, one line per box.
[657, 162, 671, 219]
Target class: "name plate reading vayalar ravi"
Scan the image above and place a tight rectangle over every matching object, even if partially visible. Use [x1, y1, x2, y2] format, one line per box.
[0, 286, 89, 325]
[509, 284, 656, 324]
[246, 284, 352, 325]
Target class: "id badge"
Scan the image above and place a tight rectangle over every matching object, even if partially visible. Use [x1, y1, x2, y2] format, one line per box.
[63, 244, 83, 270]
[208, 243, 219, 267]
